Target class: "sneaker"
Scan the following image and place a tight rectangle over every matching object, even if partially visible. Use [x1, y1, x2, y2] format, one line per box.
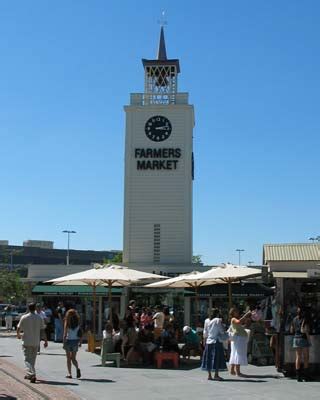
[30, 376, 36, 383]
[24, 375, 31, 380]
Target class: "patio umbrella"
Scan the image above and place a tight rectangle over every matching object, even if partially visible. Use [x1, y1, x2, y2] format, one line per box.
[47, 264, 165, 336]
[194, 263, 261, 309]
[145, 271, 208, 324]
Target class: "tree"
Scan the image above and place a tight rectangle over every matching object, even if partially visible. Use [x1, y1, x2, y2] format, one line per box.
[192, 255, 203, 265]
[0, 270, 26, 303]
[103, 252, 123, 265]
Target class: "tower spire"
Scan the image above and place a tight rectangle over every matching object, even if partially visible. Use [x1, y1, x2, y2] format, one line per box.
[142, 11, 180, 104]
[157, 26, 167, 60]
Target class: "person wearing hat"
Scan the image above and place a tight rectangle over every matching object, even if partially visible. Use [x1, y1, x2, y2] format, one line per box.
[152, 305, 165, 339]
[181, 325, 201, 359]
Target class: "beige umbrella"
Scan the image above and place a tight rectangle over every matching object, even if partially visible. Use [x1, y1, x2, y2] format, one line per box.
[194, 263, 261, 309]
[145, 271, 208, 324]
[47, 264, 165, 336]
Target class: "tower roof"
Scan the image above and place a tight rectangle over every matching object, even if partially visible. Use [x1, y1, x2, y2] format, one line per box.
[142, 26, 180, 72]
[157, 26, 167, 60]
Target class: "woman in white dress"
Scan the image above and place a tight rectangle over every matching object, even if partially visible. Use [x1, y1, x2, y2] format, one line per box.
[228, 308, 251, 377]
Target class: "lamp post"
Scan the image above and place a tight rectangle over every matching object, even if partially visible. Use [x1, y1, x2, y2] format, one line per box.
[62, 230, 76, 266]
[9, 250, 13, 271]
[236, 249, 245, 266]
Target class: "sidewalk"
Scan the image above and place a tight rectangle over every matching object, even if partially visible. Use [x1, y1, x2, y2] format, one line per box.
[0, 356, 80, 400]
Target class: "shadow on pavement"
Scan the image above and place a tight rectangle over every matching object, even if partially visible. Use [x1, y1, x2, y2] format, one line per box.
[0, 395, 17, 400]
[239, 374, 282, 379]
[217, 378, 267, 383]
[79, 378, 115, 383]
[36, 379, 79, 386]
[91, 359, 201, 371]
[0, 355, 13, 358]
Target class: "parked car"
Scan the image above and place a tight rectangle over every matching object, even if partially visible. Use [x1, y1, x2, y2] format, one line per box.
[0, 304, 9, 313]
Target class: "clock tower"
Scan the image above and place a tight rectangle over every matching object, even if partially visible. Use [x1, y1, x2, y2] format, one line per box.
[123, 26, 195, 274]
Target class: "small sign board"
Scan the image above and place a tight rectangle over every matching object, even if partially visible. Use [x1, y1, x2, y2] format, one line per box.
[307, 269, 320, 278]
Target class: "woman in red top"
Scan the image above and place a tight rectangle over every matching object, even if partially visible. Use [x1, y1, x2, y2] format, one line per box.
[140, 307, 153, 329]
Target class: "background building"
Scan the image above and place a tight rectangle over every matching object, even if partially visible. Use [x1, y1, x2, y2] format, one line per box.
[0, 240, 119, 267]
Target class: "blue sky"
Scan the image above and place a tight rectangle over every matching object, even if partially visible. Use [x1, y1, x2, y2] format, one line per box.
[0, 1, 319, 265]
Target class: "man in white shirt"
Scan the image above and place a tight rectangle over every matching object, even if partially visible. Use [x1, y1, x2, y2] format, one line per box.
[17, 303, 48, 383]
[152, 305, 165, 339]
[36, 303, 48, 354]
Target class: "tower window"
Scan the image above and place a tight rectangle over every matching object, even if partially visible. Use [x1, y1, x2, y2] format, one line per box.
[153, 224, 161, 263]
[144, 65, 178, 105]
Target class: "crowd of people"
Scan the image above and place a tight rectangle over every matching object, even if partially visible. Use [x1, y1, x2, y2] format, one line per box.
[14, 300, 313, 383]
[103, 301, 191, 364]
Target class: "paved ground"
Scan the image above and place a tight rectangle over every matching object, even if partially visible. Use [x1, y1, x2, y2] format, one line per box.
[1, 328, 320, 400]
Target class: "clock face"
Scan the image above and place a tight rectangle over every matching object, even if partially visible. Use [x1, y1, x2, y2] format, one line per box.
[145, 115, 172, 142]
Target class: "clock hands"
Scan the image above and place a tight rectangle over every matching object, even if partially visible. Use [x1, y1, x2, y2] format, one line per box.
[145, 116, 172, 141]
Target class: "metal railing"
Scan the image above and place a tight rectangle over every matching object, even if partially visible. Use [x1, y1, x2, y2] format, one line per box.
[130, 93, 189, 106]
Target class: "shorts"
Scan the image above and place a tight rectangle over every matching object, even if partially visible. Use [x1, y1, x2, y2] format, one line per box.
[293, 336, 310, 348]
[64, 339, 79, 352]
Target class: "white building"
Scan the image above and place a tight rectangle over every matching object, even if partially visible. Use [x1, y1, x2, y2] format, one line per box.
[23, 240, 54, 249]
[123, 27, 196, 275]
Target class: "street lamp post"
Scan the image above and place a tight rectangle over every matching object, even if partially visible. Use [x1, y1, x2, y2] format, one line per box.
[236, 249, 245, 266]
[10, 250, 13, 271]
[62, 230, 76, 266]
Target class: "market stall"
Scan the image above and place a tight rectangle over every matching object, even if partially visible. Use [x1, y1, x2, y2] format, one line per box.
[273, 273, 320, 376]
[263, 242, 320, 377]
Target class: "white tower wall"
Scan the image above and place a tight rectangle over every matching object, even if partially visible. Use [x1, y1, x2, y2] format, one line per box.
[123, 103, 194, 267]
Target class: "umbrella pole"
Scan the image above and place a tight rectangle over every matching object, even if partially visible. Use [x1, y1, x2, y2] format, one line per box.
[195, 285, 199, 327]
[228, 281, 232, 310]
[93, 283, 97, 336]
[108, 280, 113, 328]
[90, 283, 97, 352]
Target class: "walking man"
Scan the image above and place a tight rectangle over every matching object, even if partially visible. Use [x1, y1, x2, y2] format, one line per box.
[17, 302, 48, 383]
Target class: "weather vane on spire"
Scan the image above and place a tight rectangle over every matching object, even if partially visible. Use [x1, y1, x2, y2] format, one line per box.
[158, 10, 167, 27]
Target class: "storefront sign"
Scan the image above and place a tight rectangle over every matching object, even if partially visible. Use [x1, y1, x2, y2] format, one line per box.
[135, 147, 181, 170]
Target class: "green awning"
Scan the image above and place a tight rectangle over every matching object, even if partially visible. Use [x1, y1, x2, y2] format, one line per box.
[32, 284, 122, 295]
